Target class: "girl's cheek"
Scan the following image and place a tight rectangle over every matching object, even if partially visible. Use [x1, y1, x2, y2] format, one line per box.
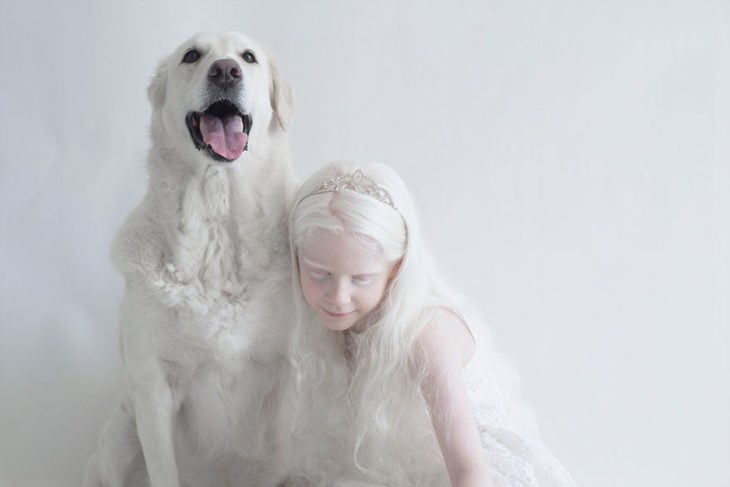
[300, 276, 318, 306]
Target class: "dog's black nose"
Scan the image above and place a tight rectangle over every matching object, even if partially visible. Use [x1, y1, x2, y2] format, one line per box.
[208, 59, 242, 90]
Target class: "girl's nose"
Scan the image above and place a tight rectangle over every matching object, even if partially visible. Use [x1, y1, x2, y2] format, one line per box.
[328, 281, 351, 305]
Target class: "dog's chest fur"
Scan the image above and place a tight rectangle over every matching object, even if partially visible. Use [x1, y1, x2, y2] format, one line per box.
[117, 161, 291, 371]
[169, 166, 289, 346]
[172, 167, 246, 294]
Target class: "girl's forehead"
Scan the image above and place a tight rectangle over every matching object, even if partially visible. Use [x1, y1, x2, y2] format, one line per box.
[299, 230, 378, 253]
[298, 231, 387, 271]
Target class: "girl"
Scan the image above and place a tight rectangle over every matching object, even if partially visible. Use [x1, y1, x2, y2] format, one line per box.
[288, 162, 577, 487]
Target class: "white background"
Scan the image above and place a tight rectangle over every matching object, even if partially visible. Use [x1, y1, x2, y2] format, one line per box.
[1, 1, 728, 486]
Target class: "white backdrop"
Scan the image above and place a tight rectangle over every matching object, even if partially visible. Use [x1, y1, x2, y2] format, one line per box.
[1, 1, 728, 486]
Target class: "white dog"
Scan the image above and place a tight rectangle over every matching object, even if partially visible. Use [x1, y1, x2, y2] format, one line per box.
[84, 32, 296, 487]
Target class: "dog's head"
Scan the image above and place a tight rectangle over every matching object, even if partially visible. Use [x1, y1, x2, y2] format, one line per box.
[148, 32, 293, 166]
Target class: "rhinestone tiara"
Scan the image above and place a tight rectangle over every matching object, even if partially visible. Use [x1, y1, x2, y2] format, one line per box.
[307, 169, 397, 210]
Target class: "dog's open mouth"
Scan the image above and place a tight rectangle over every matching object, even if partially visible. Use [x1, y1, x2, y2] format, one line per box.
[186, 100, 252, 162]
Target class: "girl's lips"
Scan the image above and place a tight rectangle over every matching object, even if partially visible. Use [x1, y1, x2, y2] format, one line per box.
[322, 308, 354, 318]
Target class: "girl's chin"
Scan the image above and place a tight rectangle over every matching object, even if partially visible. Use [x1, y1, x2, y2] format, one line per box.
[323, 318, 355, 332]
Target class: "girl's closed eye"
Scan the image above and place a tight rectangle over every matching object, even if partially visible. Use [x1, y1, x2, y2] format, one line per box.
[352, 274, 375, 286]
[308, 269, 330, 281]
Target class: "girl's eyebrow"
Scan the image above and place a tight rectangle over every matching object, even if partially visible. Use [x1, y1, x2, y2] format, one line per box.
[301, 256, 385, 276]
[300, 256, 328, 270]
[348, 267, 387, 276]
[353, 272, 378, 277]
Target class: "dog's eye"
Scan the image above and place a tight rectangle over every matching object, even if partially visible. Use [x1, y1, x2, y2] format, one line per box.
[182, 49, 201, 64]
[242, 51, 257, 64]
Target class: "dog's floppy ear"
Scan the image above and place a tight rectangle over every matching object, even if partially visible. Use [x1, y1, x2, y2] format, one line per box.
[269, 56, 294, 131]
[147, 58, 169, 108]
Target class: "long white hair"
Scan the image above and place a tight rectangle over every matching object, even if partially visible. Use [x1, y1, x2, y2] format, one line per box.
[288, 162, 524, 484]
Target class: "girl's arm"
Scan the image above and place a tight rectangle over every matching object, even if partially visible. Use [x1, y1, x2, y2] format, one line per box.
[413, 308, 494, 487]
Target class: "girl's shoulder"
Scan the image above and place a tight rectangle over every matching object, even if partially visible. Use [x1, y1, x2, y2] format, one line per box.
[414, 306, 476, 369]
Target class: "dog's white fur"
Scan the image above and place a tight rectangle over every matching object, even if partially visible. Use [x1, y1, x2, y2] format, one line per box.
[84, 32, 296, 487]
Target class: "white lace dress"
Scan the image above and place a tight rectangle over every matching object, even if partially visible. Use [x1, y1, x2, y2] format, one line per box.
[462, 319, 578, 487]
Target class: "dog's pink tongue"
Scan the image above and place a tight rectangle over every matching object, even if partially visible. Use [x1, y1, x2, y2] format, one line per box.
[200, 114, 247, 160]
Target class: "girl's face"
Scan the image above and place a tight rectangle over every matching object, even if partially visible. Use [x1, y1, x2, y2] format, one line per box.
[298, 231, 397, 332]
